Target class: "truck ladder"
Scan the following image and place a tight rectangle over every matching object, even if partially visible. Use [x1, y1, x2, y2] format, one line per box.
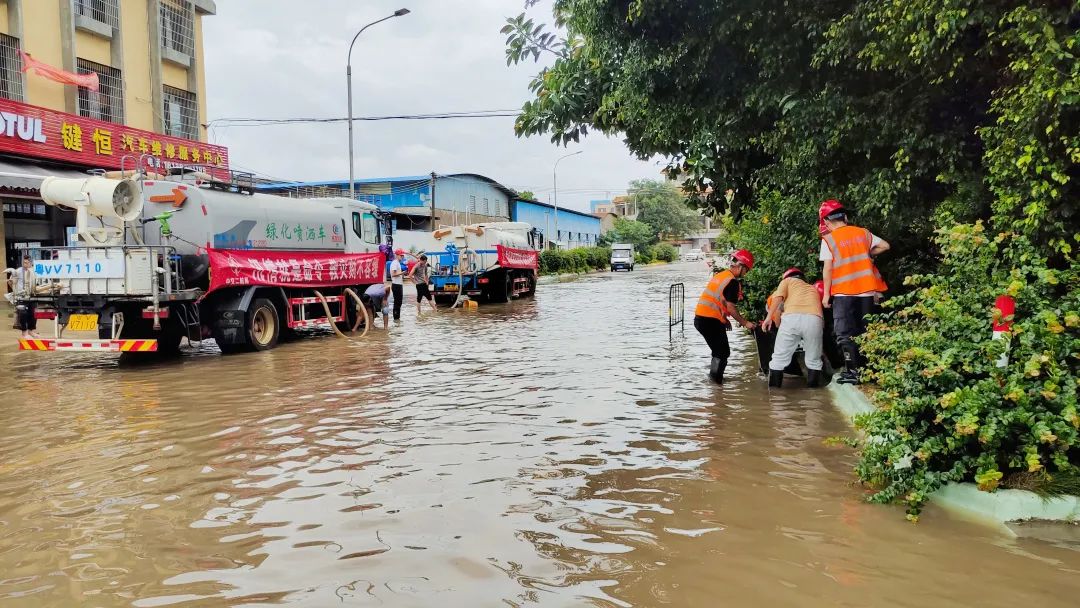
[287, 296, 345, 329]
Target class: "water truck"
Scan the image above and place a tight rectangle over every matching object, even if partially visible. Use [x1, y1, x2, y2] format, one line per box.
[417, 222, 541, 304]
[15, 169, 390, 354]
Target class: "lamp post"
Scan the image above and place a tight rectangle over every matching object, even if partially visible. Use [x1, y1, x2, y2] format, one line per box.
[552, 150, 581, 249]
[347, 8, 410, 200]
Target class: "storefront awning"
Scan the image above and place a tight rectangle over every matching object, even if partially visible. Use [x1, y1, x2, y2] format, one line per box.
[0, 160, 96, 194]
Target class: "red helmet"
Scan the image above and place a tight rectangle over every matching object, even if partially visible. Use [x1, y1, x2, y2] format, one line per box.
[394, 248, 406, 255]
[782, 267, 802, 280]
[814, 280, 825, 298]
[732, 249, 754, 270]
[819, 199, 845, 221]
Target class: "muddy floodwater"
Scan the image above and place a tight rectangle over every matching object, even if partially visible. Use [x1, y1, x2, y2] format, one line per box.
[1, 262, 1079, 607]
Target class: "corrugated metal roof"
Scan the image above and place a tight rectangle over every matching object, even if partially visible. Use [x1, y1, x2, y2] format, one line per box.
[257, 175, 430, 189]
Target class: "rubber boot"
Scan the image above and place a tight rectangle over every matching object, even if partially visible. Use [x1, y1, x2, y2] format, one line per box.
[709, 357, 725, 385]
[768, 369, 784, 388]
[806, 369, 822, 388]
[837, 340, 862, 385]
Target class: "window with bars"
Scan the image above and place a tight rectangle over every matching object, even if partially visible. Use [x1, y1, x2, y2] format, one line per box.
[162, 85, 198, 139]
[74, 0, 120, 29]
[0, 34, 24, 102]
[482, 198, 490, 215]
[76, 59, 124, 123]
[160, 0, 195, 57]
[469, 195, 476, 213]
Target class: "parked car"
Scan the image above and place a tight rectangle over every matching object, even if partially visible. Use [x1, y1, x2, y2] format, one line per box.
[682, 248, 704, 261]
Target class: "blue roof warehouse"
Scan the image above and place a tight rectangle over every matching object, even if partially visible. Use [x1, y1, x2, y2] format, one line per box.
[258, 173, 601, 249]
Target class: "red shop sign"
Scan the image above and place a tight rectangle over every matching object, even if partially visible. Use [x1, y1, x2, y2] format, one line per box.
[207, 249, 384, 294]
[496, 245, 539, 270]
[0, 98, 228, 175]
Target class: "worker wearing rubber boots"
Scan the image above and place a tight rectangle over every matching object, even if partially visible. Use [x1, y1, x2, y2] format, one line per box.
[819, 200, 889, 384]
[694, 249, 756, 384]
[762, 268, 825, 388]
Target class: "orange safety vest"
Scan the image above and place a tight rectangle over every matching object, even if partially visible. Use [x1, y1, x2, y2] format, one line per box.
[696, 269, 741, 322]
[822, 225, 888, 296]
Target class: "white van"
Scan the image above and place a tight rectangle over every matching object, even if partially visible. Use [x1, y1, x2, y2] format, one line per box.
[610, 244, 634, 271]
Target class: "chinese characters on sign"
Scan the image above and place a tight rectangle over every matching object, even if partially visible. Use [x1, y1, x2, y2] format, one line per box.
[207, 249, 385, 294]
[264, 222, 328, 243]
[496, 245, 540, 270]
[0, 98, 229, 175]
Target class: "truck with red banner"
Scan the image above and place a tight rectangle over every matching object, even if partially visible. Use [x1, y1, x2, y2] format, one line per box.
[423, 222, 540, 305]
[16, 169, 389, 355]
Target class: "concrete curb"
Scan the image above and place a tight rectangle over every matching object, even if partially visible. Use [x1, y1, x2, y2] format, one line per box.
[827, 383, 1080, 532]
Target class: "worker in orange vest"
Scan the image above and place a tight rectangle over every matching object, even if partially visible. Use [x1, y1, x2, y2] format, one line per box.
[694, 249, 756, 384]
[819, 200, 889, 384]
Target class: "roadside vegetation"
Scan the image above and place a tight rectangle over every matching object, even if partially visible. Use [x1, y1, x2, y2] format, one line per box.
[505, 0, 1079, 518]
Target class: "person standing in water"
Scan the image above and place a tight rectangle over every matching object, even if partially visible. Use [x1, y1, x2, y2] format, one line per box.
[693, 249, 756, 384]
[408, 254, 437, 315]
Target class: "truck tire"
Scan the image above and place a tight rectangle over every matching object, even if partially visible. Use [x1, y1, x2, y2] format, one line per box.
[487, 271, 510, 303]
[246, 298, 280, 351]
[221, 298, 280, 354]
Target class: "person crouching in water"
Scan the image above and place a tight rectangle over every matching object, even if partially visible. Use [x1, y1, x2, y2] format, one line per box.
[762, 268, 825, 388]
[694, 249, 756, 384]
[362, 281, 394, 329]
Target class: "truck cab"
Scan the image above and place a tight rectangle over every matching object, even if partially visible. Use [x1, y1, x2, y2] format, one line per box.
[610, 244, 634, 272]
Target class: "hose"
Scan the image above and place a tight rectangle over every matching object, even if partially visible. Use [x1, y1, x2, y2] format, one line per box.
[342, 288, 371, 338]
[313, 290, 349, 339]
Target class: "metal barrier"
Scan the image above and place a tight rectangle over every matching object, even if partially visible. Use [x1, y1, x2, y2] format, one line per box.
[669, 282, 685, 339]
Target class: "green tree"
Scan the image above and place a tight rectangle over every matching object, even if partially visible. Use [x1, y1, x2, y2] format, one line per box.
[630, 179, 701, 239]
[503, 0, 1080, 518]
[518, 190, 537, 201]
[599, 217, 657, 251]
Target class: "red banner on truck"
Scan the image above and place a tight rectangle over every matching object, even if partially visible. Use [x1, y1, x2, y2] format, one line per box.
[496, 245, 539, 270]
[207, 249, 384, 293]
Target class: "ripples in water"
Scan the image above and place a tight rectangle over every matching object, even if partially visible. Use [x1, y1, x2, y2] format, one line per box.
[1, 264, 1078, 607]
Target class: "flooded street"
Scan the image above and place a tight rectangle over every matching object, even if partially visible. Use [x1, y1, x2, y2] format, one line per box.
[1, 262, 1078, 607]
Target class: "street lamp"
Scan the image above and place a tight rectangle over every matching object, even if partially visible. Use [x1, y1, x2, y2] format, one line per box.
[552, 150, 581, 249]
[346, 8, 410, 200]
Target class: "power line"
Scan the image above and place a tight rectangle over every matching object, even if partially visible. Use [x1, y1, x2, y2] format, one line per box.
[205, 109, 522, 129]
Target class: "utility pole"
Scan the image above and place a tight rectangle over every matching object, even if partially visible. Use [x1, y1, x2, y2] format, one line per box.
[553, 150, 582, 250]
[429, 171, 436, 229]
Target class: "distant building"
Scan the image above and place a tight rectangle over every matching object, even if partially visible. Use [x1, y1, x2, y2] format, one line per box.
[589, 199, 611, 213]
[511, 198, 601, 249]
[593, 212, 618, 235]
[1, 0, 222, 291]
[258, 173, 514, 233]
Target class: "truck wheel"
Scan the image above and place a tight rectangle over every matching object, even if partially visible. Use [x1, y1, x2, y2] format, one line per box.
[247, 298, 280, 351]
[487, 271, 510, 303]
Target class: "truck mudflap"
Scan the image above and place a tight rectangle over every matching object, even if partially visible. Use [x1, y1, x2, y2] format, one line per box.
[19, 338, 158, 352]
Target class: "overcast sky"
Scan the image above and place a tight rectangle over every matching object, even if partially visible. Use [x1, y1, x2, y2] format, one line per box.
[202, 0, 660, 211]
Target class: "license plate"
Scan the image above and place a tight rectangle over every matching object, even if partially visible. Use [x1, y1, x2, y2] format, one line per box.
[68, 314, 99, 331]
[444, 284, 458, 291]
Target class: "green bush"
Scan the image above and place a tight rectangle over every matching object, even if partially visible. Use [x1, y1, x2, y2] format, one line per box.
[635, 249, 655, 265]
[654, 243, 678, 262]
[539, 246, 612, 275]
[854, 222, 1079, 520]
[587, 246, 611, 269]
